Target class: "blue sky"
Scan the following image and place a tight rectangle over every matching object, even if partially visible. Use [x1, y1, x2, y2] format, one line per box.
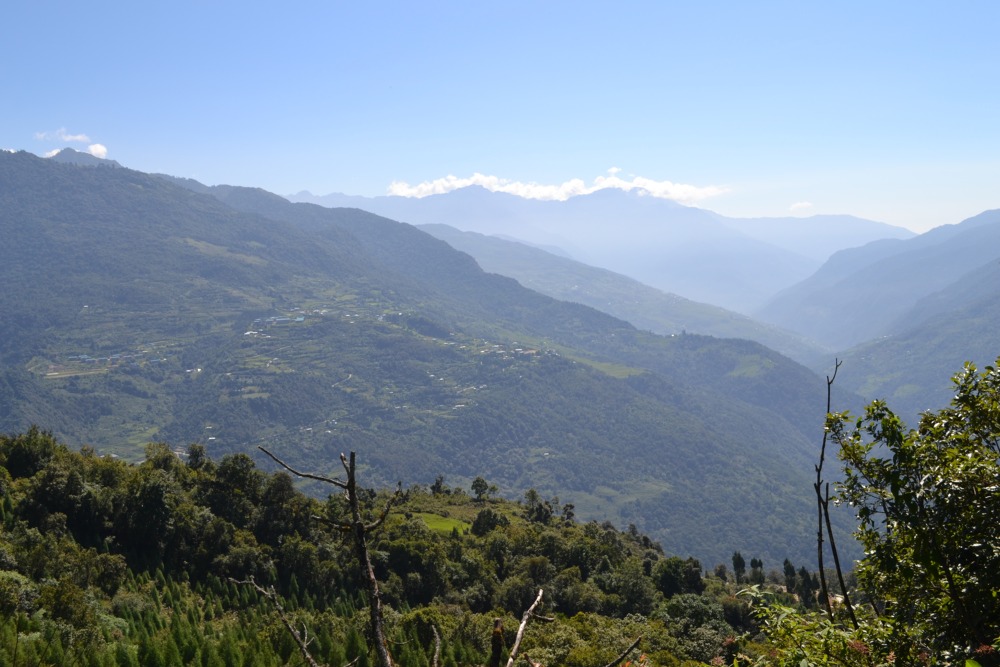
[4, 1, 999, 231]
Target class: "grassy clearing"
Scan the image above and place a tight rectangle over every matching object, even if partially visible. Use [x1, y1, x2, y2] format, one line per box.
[416, 512, 471, 535]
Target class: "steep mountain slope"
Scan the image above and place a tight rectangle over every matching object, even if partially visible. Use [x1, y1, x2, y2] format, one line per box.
[757, 210, 1000, 349]
[290, 188, 911, 313]
[832, 259, 1000, 423]
[418, 223, 827, 364]
[0, 151, 846, 565]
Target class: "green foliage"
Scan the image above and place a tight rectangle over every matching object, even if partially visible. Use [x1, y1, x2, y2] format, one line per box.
[746, 359, 1000, 666]
[829, 360, 1000, 662]
[0, 428, 820, 665]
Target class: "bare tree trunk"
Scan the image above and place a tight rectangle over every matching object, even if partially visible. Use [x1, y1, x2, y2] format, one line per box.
[814, 361, 838, 617]
[260, 447, 400, 667]
[506, 589, 544, 667]
[343, 452, 395, 667]
[815, 361, 859, 630]
[430, 625, 441, 667]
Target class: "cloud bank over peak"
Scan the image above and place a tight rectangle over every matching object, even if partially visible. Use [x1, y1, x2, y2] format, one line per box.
[36, 128, 108, 159]
[387, 169, 728, 205]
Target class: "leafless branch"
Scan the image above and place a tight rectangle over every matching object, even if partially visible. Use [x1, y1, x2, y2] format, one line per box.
[815, 360, 839, 617]
[602, 636, 643, 667]
[506, 589, 544, 667]
[311, 513, 352, 532]
[815, 360, 860, 630]
[259, 448, 395, 667]
[364, 482, 403, 532]
[259, 446, 347, 489]
[231, 576, 324, 667]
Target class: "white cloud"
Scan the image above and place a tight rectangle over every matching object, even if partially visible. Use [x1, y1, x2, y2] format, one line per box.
[388, 170, 727, 205]
[87, 143, 108, 159]
[35, 127, 91, 143]
[789, 201, 814, 213]
[43, 149, 61, 158]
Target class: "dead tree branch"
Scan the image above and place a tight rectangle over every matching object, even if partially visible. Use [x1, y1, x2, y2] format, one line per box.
[365, 482, 403, 532]
[231, 576, 324, 667]
[602, 636, 643, 667]
[505, 589, 544, 667]
[815, 361, 837, 617]
[259, 446, 347, 489]
[431, 625, 441, 667]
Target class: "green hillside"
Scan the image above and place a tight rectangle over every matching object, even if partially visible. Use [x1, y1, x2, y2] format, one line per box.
[0, 151, 847, 566]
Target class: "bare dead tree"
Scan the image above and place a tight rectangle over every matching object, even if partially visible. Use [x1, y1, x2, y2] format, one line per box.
[259, 446, 401, 667]
[814, 360, 859, 629]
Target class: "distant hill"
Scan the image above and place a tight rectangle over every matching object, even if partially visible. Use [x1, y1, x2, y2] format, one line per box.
[290, 188, 913, 312]
[419, 223, 827, 365]
[48, 147, 123, 168]
[749, 208, 1000, 423]
[757, 209, 1000, 349]
[0, 150, 853, 565]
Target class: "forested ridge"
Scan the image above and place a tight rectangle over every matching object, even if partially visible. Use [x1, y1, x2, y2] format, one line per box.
[4, 359, 1000, 665]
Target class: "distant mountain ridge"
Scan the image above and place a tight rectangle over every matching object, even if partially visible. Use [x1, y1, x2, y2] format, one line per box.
[418, 223, 826, 364]
[757, 209, 1000, 349]
[289, 187, 914, 312]
[48, 147, 123, 168]
[757, 209, 1000, 422]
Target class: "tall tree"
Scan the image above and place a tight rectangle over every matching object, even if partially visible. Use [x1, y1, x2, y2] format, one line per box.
[731, 551, 746, 585]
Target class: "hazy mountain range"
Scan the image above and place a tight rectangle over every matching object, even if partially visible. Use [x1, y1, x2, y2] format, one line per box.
[289, 188, 915, 312]
[290, 185, 999, 425]
[417, 223, 826, 366]
[755, 209, 1000, 422]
